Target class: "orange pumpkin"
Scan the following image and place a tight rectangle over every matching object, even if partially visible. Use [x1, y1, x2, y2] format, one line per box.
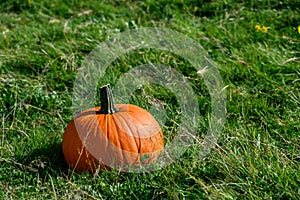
[62, 84, 164, 172]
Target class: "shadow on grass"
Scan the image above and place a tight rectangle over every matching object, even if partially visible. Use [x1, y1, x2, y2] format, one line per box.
[0, 0, 32, 13]
[16, 141, 70, 177]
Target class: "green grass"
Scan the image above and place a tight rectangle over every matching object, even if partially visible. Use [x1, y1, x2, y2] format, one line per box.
[1, 0, 299, 199]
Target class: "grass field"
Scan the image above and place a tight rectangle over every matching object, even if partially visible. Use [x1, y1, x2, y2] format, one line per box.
[1, 0, 299, 199]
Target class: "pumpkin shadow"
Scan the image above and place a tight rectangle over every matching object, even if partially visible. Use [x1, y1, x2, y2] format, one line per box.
[16, 141, 69, 177]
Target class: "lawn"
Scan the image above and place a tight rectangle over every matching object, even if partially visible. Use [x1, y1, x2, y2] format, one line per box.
[0, 0, 299, 199]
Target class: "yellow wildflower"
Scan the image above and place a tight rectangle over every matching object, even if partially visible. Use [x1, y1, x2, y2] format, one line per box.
[261, 26, 268, 33]
[298, 25, 300, 34]
[255, 24, 261, 31]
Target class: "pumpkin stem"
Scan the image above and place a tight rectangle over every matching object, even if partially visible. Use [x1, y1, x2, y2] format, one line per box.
[99, 84, 119, 114]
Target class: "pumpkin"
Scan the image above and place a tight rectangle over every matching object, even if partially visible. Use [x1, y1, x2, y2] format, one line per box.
[62, 84, 164, 172]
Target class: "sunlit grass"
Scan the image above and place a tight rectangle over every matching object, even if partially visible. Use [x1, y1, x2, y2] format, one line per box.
[0, 0, 299, 199]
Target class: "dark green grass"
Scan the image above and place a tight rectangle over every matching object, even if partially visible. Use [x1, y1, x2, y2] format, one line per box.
[1, 0, 299, 199]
